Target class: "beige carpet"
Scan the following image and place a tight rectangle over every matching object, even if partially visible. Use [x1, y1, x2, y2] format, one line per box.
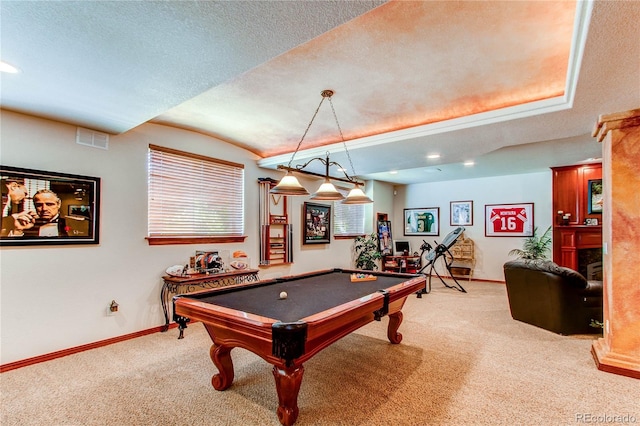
[1, 280, 638, 425]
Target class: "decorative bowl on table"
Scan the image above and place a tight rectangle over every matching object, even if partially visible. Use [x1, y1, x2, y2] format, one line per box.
[166, 264, 189, 277]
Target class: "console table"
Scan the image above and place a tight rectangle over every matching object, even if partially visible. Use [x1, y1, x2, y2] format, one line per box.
[161, 269, 259, 333]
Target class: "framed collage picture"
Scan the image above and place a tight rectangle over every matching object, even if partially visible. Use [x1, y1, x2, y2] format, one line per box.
[485, 203, 534, 237]
[303, 202, 331, 244]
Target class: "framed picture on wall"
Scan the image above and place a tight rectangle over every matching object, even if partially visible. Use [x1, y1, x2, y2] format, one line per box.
[485, 203, 534, 237]
[588, 179, 603, 214]
[303, 202, 331, 244]
[0, 165, 101, 246]
[377, 220, 393, 255]
[404, 207, 439, 236]
[450, 200, 473, 226]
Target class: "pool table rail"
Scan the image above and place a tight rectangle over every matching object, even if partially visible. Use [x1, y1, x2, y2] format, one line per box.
[174, 272, 425, 368]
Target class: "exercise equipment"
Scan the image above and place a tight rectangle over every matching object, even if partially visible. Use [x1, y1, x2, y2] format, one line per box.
[417, 226, 467, 295]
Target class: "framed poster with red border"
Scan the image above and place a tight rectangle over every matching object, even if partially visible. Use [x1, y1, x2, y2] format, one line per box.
[485, 203, 534, 237]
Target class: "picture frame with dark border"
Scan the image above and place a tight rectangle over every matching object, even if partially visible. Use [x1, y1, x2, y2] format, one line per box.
[377, 220, 393, 255]
[450, 200, 473, 226]
[588, 179, 603, 214]
[485, 202, 534, 237]
[1, 165, 101, 246]
[404, 207, 439, 236]
[303, 202, 331, 244]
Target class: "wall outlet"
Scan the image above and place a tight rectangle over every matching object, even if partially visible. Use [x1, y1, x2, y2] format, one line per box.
[107, 300, 118, 316]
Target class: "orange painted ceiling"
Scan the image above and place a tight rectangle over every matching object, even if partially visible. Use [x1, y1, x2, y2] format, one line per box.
[158, 0, 575, 157]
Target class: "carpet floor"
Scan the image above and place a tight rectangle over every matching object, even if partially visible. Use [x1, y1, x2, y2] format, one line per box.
[1, 280, 638, 425]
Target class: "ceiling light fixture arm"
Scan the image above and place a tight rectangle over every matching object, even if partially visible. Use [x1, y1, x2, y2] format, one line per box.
[270, 89, 372, 203]
[276, 162, 363, 186]
[294, 152, 359, 184]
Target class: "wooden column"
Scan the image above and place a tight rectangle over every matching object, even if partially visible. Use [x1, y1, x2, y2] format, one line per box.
[591, 108, 640, 379]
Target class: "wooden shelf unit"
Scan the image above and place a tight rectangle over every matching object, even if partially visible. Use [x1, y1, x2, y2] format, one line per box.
[259, 178, 293, 267]
[382, 255, 421, 274]
[446, 234, 475, 281]
[267, 214, 290, 265]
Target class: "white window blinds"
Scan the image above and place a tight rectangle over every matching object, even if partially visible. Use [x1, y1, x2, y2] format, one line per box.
[333, 186, 365, 236]
[148, 145, 244, 237]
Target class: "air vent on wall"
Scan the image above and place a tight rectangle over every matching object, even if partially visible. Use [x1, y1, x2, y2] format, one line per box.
[76, 127, 109, 150]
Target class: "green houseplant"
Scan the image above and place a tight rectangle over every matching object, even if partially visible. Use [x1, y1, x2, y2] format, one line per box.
[508, 226, 552, 259]
[354, 233, 382, 270]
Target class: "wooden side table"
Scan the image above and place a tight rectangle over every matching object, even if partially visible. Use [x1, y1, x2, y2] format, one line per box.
[447, 236, 475, 281]
[161, 269, 259, 335]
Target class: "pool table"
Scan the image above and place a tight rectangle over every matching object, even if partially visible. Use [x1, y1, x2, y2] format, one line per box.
[173, 268, 425, 426]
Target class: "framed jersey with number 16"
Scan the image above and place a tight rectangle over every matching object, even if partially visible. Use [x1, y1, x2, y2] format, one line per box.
[485, 203, 534, 237]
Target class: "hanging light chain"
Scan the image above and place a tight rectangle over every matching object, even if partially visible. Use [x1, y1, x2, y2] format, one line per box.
[327, 94, 357, 182]
[286, 94, 328, 169]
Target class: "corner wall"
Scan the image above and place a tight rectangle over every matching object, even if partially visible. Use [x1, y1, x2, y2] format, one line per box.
[0, 111, 363, 364]
[393, 173, 553, 280]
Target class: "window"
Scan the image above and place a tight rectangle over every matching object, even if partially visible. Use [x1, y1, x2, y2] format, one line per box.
[333, 186, 365, 236]
[147, 145, 245, 245]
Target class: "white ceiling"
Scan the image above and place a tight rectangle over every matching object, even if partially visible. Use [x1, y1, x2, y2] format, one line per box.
[1, 1, 638, 185]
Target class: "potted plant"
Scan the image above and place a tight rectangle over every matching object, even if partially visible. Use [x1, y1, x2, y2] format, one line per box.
[354, 233, 382, 270]
[508, 226, 552, 259]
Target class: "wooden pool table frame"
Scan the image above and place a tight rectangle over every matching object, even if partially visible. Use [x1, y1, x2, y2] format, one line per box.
[173, 268, 425, 426]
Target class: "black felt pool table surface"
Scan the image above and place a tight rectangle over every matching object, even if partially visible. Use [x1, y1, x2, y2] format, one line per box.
[187, 270, 413, 323]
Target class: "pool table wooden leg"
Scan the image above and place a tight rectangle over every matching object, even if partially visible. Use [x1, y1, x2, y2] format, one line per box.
[209, 343, 234, 390]
[272, 364, 304, 426]
[387, 311, 404, 344]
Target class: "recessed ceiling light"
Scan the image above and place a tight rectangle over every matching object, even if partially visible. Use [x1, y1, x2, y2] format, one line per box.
[427, 154, 440, 159]
[464, 161, 475, 166]
[0, 61, 20, 74]
[389, 170, 398, 175]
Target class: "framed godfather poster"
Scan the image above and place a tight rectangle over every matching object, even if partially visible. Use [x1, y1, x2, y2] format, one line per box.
[1, 165, 101, 246]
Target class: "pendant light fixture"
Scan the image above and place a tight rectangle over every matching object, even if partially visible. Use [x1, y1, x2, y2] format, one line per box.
[270, 90, 373, 204]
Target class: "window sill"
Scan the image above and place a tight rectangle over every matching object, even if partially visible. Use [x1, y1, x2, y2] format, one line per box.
[334, 234, 365, 240]
[146, 236, 247, 245]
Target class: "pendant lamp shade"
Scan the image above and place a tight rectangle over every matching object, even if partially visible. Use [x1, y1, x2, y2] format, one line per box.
[270, 172, 310, 196]
[310, 179, 345, 201]
[342, 185, 373, 204]
[270, 90, 372, 204]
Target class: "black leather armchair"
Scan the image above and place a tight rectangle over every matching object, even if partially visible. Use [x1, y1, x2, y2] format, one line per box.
[503, 259, 603, 335]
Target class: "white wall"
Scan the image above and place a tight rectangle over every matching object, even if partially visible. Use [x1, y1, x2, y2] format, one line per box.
[370, 180, 396, 222]
[392, 173, 553, 281]
[0, 111, 376, 364]
[0, 110, 552, 364]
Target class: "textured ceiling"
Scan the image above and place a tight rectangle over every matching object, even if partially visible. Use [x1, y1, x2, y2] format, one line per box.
[1, 1, 639, 184]
[157, 1, 574, 157]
